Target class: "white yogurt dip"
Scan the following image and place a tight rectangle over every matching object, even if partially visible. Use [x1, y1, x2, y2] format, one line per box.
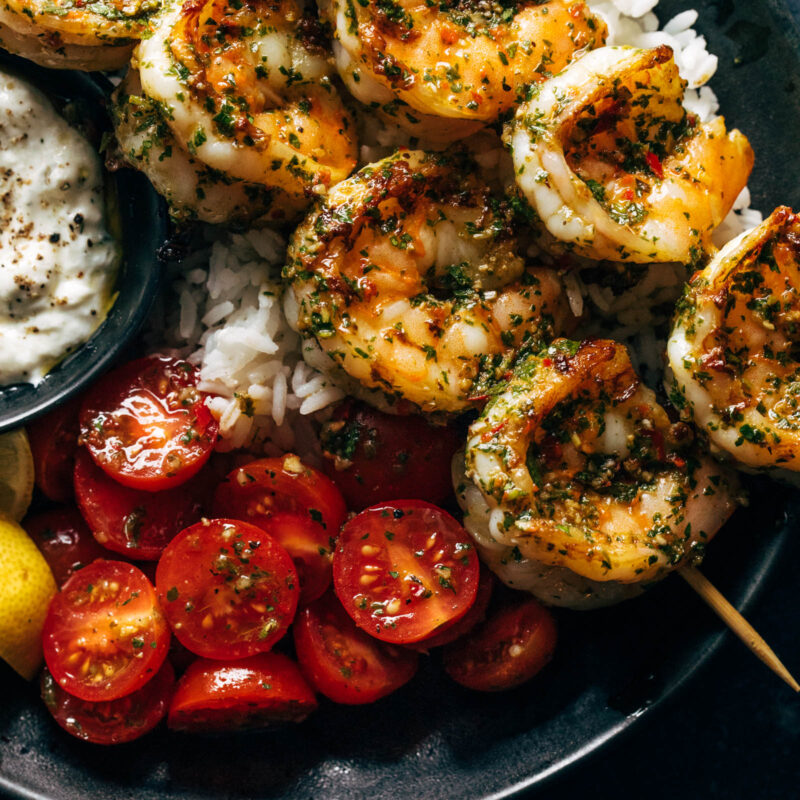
[0, 68, 119, 385]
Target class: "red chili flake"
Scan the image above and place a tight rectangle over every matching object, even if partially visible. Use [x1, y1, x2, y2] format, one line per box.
[668, 454, 686, 469]
[542, 358, 553, 367]
[470, 90, 483, 105]
[645, 151, 664, 179]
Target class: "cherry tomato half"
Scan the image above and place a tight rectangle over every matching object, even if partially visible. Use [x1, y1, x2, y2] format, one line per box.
[74, 449, 207, 561]
[213, 455, 347, 602]
[24, 506, 108, 587]
[333, 501, 480, 644]
[409, 567, 495, 651]
[27, 396, 81, 502]
[156, 518, 299, 659]
[442, 598, 557, 692]
[43, 560, 170, 702]
[294, 591, 419, 704]
[41, 660, 175, 745]
[320, 401, 462, 510]
[167, 653, 317, 732]
[79, 355, 218, 491]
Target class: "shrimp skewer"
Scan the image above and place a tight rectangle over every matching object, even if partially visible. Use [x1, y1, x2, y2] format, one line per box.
[667, 206, 800, 480]
[284, 150, 577, 414]
[323, 0, 607, 143]
[133, 0, 357, 208]
[458, 338, 739, 606]
[509, 46, 753, 263]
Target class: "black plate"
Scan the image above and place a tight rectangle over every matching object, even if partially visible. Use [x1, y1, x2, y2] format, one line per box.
[1, 0, 799, 796]
[0, 56, 167, 434]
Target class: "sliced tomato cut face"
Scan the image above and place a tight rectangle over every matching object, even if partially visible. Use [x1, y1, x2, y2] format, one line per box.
[79, 356, 219, 491]
[213, 454, 347, 536]
[43, 560, 170, 702]
[252, 512, 332, 605]
[156, 518, 299, 660]
[442, 598, 557, 692]
[167, 653, 317, 733]
[408, 567, 495, 651]
[24, 506, 108, 587]
[294, 591, 418, 704]
[212, 455, 347, 602]
[74, 449, 208, 561]
[41, 661, 175, 745]
[332, 501, 480, 644]
[321, 401, 462, 510]
[27, 395, 81, 503]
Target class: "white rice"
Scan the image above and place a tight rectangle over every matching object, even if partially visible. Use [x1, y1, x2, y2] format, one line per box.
[150, 0, 762, 456]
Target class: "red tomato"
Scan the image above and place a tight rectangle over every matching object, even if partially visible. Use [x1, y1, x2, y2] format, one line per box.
[79, 355, 218, 491]
[167, 653, 317, 732]
[320, 401, 461, 510]
[332, 501, 480, 644]
[409, 567, 495, 651]
[43, 560, 170, 702]
[27, 396, 81, 502]
[74, 449, 207, 561]
[156, 518, 299, 659]
[294, 591, 418, 704]
[442, 598, 557, 692]
[212, 455, 347, 602]
[24, 506, 108, 587]
[41, 661, 175, 745]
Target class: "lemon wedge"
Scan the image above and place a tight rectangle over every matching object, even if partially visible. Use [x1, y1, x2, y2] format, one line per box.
[0, 515, 57, 680]
[0, 428, 34, 521]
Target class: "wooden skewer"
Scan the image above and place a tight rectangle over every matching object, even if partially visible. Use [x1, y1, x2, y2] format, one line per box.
[680, 565, 800, 692]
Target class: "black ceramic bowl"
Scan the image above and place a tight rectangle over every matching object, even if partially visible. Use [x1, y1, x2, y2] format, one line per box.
[0, 55, 167, 434]
[1, 0, 800, 797]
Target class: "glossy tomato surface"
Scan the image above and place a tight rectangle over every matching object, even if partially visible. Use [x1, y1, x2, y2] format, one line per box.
[409, 567, 495, 651]
[442, 598, 557, 692]
[27, 395, 81, 502]
[320, 401, 461, 510]
[167, 653, 317, 732]
[41, 661, 175, 745]
[79, 356, 218, 491]
[213, 454, 347, 535]
[43, 560, 170, 702]
[74, 449, 208, 560]
[294, 591, 418, 704]
[333, 501, 480, 644]
[156, 518, 299, 659]
[213, 455, 347, 602]
[24, 506, 108, 587]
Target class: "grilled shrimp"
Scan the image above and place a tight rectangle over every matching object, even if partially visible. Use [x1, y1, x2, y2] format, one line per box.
[323, 0, 606, 143]
[668, 207, 800, 480]
[0, 0, 155, 70]
[111, 71, 305, 225]
[283, 150, 577, 414]
[134, 0, 357, 201]
[460, 338, 739, 588]
[509, 46, 753, 263]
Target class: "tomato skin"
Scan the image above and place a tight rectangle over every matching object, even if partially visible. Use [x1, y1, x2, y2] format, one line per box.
[167, 653, 317, 732]
[408, 567, 495, 651]
[442, 598, 557, 692]
[333, 501, 480, 645]
[43, 560, 170, 702]
[294, 591, 418, 704]
[212, 455, 347, 603]
[74, 449, 207, 561]
[156, 518, 299, 660]
[27, 397, 81, 502]
[24, 506, 108, 587]
[79, 356, 218, 492]
[320, 401, 461, 510]
[41, 661, 175, 745]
